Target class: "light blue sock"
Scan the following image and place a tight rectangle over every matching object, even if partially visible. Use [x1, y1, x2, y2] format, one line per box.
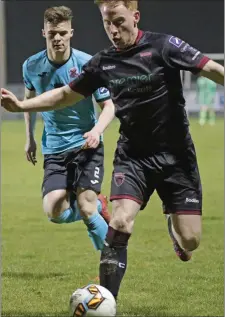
[49, 207, 80, 224]
[97, 199, 102, 213]
[49, 201, 106, 250]
[71, 199, 103, 221]
[49, 200, 103, 225]
[84, 212, 108, 251]
[72, 200, 106, 250]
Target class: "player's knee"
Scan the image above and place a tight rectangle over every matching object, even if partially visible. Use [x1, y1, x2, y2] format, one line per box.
[111, 217, 134, 234]
[77, 189, 97, 219]
[180, 231, 201, 251]
[43, 190, 68, 219]
[172, 214, 202, 251]
[110, 201, 134, 233]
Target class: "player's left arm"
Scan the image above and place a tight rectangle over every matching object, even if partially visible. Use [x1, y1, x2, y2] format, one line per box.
[95, 99, 115, 134]
[83, 87, 115, 148]
[94, 88, 115, 132]
[83, 98, 115, 148]
[162, 36, 224, 86]
[200, 60, 224, 86]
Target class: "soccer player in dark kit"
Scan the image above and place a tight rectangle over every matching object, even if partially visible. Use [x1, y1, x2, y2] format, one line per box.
[1, 0, 224, 301]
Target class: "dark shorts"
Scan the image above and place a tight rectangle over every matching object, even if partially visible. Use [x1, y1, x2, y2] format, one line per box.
[110, 145, 202, 215]
[42, 143, 104, 198]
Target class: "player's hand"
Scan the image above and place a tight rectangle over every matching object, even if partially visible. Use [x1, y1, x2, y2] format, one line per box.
[83, 129, 101, 149]
[1, 88, 23, 112]
[25, 137, 37, 166]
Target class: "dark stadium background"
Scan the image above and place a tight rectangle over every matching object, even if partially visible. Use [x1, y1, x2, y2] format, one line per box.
[5, 0, 224, 83]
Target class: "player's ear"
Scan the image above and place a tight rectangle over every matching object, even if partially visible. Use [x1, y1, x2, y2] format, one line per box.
[133, 10, 140, 26]
[70, 29, 74, 38]
[42, 29, 46, 38]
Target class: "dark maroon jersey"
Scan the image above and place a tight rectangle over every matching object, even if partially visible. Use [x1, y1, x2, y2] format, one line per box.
[69, 31, 209, 155]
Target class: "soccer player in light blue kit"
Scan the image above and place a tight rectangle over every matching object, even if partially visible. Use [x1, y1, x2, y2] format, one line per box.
[23, 6, 111, 250]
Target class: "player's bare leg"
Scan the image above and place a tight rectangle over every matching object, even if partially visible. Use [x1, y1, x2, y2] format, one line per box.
[167, 214, 202, 261]
[43, 188, 109, 250]
[100, 198, 140, 300]
[77, 188, 109, 250]
[43, 189, 73, 220]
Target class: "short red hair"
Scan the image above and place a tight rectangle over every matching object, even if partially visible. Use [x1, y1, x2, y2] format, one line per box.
[94, 0, 138, 11]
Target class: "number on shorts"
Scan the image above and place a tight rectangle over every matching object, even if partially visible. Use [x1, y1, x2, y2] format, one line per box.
[94, 167, 100, 179]
[90, 167, 100, 185]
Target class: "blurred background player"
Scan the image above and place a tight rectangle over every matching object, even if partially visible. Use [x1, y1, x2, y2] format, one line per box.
[23, 6, 111, 251]
[196, 76, 217, 126]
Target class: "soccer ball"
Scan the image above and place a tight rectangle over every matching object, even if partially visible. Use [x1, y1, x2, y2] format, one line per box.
[70, 284, 117, 316]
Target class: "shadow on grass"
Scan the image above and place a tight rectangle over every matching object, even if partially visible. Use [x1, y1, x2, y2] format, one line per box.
[2, 312, 69, 317]
[2, 314, 170, 317]
[2, 304, 197, 317]
[2, 272, 67, 280]
[2, 304, 176, 317]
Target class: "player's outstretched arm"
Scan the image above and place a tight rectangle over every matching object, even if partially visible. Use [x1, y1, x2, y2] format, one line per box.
[83, 99, 115, 148]
[1, 85, 83, 112]
[200, 60, 224, 86]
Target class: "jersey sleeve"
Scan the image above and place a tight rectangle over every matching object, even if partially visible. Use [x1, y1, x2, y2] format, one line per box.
[22, 60, 35, 91]
[162, 35, 210, 74]
[69, 54, 108, 97]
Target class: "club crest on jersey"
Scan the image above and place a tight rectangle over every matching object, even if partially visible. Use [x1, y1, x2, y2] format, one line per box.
[69, 67, 78, 78]
[114, 172, 125, 187]
[169, 36, 183, 48]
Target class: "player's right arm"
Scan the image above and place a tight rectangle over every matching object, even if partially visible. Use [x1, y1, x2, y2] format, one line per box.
[24, 87, 37, 165]
[1, 85, 84, 112]
[1, 55, 108, 113]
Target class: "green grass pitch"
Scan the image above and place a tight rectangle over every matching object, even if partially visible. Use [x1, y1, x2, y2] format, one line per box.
[2, 118, 224, 316]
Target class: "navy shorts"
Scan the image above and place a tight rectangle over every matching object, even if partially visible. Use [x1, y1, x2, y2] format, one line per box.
[110, 144, 202, 215]
[42, 143, 104, 197]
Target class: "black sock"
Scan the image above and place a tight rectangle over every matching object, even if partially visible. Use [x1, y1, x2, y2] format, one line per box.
[100, 226, 130, 299]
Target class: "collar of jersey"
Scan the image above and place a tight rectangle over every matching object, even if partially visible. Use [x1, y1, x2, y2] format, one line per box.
[115, 29, 144, 52]
[47, 48, 73, 68]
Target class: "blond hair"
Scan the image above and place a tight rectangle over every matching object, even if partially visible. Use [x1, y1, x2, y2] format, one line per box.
[44, 6, 73, 24]
[94, 0, 138, 11]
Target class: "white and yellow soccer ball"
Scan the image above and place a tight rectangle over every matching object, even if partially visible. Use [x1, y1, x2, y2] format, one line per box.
[70, 284, 117, 316]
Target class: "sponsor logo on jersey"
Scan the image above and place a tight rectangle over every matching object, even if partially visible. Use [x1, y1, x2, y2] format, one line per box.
[102, 65, 116, 70]
[109, 74, 152, 87]
[169, 36, 183, 48]
[185, 198, 199, 204]
[109, 74, 152, 94]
